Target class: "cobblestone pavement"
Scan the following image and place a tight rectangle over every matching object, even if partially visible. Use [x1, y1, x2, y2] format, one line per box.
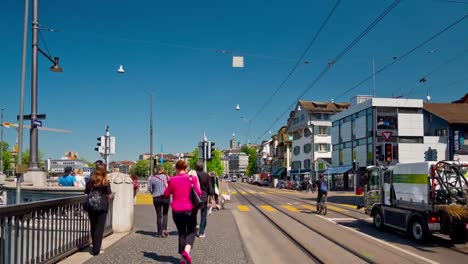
[85, 196, 249, 264]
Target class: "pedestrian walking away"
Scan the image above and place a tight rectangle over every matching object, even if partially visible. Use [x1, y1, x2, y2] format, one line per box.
[195, 162, 214, 238]
[73, 168, 86, 188]
[148, 165, 170, 237]
[209, 171, 221, 211]
[130, 172, 140, 204]
[164, 160, 202, 264]
[84, 165, 113, 256]
[58, 166, 78, 187]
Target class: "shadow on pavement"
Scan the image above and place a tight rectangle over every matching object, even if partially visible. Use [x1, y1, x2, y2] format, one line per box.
[135, 230, 179, 237]
[142, 251, 180, 263]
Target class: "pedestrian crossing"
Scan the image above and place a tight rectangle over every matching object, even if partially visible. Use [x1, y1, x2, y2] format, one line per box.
[235, 203, 365, 215]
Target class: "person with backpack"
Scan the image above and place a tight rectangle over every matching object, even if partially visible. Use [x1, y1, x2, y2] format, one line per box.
[194, 162, 214, 238]
[84, 165, 113, 256]
[164, 160, 201, 264]
[148, 166, 170, 237]
[313, 174, 329, 212]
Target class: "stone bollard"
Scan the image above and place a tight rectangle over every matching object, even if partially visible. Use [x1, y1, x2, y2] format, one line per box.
[109, 172, 134, 232]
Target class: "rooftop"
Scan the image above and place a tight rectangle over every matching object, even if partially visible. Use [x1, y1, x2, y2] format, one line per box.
[424, 103, 468, 124]
[298, 100, 350, 113]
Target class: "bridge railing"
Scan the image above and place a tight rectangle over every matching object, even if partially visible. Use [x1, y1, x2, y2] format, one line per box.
[0, 195, 113, 264]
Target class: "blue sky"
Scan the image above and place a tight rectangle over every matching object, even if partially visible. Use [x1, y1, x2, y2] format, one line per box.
[1, 0, 467, 162]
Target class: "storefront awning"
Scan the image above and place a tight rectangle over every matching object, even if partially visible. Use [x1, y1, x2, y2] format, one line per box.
[271, 167, 286, 177]
[323, 165, 352, 175]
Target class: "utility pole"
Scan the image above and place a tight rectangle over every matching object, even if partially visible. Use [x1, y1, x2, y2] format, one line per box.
[203, 131, 207, 172]
[372, 56, 376, 97]
[150, 94, 154, 176]
[105, 125, 110, 172]
[29, 0, 40, 170]
[0, 108, 4, 175]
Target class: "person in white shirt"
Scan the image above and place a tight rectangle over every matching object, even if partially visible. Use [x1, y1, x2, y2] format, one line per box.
[73, 168, 86, 188]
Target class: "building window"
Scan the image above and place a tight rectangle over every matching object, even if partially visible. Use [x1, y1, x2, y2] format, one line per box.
[304, 144, 312, 154]
[304, 128, 312, 137]
[399, 137, 423, 143]
[358, 110, 366, 118]
[358, 138, 367, 146]
[293, 131, 302, 140]
[315, 143, 330, 152]
[293, 146, 300, 156]
[436, 129, 447, 137]
[344, 142, 352, 149]
[301, 114, 305, 121]
[323, 114, 330, 120]
[292, 161, 301, 170]
[317, 126, 328, 136]
[398, 108, 421, 113]
[314, 113, 321, 120]
[304, 159, 311, 169]
[332, 121, 339, 127]
[377, 116, 397, 130]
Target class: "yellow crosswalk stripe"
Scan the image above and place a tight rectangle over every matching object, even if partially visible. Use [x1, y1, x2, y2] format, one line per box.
[300, 204, 316, 211]
[267, 191, 275, 194]
[240, 191, 247, 195]
[337, 203, 363, 210]
[249, 191, 257, 194]
[136, 194, 153, 205]
[260, 205, 277, 212]
[258, 192, 265, 194]
[237, 205, 250, 212]
[231, 191, 238, 195]
[282, 205, 300, 212]
[327, 205, 347, 213]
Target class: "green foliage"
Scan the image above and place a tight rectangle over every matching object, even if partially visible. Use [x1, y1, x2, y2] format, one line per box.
[163, 162, 175, 176]
[189, 148, 224, 176]
[134, 160, 150, 178]
[21, 149, 45, 168]
[241, 145, 258, 176]
[1, 141, 12, 172]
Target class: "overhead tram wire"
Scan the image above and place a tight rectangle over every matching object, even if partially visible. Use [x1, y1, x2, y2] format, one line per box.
[333, 13, 468, 101]
[249, 0, 343, 123]
[255, 0, 402, 143]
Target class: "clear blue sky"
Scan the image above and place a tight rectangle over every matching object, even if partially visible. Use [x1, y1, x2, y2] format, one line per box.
[1, 0, 467, 162]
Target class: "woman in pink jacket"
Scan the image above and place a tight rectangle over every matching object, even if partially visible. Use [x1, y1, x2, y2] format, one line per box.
[164, 160, 201, 264]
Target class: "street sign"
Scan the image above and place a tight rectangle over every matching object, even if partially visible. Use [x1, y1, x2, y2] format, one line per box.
[110, 136, 116, 154]
[382, 131, 393, 141]
[32, 120, 42, 127]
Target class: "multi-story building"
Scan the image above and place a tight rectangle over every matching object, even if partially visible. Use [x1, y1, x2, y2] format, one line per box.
[47, 159, 91, 176]
[228, 152, 248, 176]
[270, 126, 291, 180]
[330, 96, 447, 190]
[110, 161, 135, 174]
[257, 139, 272, 175]
[286, 100, 349, 181]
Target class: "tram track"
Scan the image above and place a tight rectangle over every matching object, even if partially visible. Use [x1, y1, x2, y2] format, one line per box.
[232, 184, 376, 264]
[236, 183, 468, 257]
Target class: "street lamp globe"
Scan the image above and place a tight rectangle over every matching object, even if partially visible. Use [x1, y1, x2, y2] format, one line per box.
[235, 104, 240, 111]
[117, 65, 125, 74]
[49, 57, 63, 72]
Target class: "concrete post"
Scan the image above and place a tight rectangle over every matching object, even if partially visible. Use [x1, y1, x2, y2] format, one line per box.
[109, 172, 134, 232]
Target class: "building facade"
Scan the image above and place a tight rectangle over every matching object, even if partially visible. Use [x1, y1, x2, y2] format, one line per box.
[47, 159, 91, 176]
[330, 96, 447, 190]
[228, 152, 248, 176]
[286, 100, 349, 181]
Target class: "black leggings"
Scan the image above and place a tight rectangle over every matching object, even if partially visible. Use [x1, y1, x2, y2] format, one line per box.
[153, 196, 170, 235]
[88, 211, 108, 255]
[172, 210, 197, 254]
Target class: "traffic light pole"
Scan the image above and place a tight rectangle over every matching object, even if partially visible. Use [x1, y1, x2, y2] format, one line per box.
[105, 125, 110, 172]
[203, 140, 207, 173]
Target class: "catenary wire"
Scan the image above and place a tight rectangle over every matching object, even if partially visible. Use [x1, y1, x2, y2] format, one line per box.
[333, 13, 468, 101]
[255, 0, 402, 143]
[249, 0, 343, 123]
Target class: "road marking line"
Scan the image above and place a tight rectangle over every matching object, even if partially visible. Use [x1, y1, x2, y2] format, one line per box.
[327, 218, 356, 221]
[240, 191, 247, 195]
[237, 205, 250, 212]
[281, 205, 300, 212]
[316, 215, 440, 264]
[337, 203, 364, 211]
[258, 192, 265, 194]
[260, 205, 277, 212]
[267, 191, 275, 194]
[249, 191, 257, 194]
[231, 191, 237, 195]
[327, 205, 348, 213]
[300, 204, 316, 211]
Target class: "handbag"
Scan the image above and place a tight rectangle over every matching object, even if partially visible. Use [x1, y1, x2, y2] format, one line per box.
[84, 186, 107, 212]
[189, 175, 203, 210]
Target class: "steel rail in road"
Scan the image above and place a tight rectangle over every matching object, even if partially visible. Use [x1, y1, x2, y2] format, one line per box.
[237, 183, 468, 257]
[232, 184, 375, 264]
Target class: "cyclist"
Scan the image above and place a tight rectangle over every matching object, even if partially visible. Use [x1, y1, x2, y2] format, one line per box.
[313, 174, 328, 212]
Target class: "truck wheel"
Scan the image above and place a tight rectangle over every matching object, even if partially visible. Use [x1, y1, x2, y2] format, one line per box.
[373, 209, 384, 230]
[410, 218, 429, 243]
[449, 224, 466, 244]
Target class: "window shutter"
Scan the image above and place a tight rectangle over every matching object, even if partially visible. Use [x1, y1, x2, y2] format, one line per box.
[314, 126, 318, 135]
[326, 144, 331, 152]
[314, 144, 319, 152]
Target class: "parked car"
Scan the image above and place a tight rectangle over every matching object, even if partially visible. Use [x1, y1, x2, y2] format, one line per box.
[261, 179, 270, 187]
[231, 176, 238, 182]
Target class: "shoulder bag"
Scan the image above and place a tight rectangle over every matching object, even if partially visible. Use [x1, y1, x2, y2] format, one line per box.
[189, 175, 203, 210]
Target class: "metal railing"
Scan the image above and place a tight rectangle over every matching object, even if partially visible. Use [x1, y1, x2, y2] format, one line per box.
[0, 195, 113, 264]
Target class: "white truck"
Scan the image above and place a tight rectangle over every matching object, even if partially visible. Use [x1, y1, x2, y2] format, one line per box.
[363, 161, 468, 243]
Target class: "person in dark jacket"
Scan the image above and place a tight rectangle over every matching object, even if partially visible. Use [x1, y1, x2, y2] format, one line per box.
[84, 165, 113, 256]
[195, 161, 214, 238]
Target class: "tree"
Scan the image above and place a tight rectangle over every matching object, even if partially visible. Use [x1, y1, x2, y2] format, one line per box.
[133, 160, 150, 178]
[0, 141, 12, 173]
[163, 162, 175, 176]
[21, 149, 45, 168]
[241, 145, 258, 176]
[189, 148, 224, 176]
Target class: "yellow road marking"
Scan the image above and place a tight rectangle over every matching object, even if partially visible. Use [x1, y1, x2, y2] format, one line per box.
[258, 192, 265, 194]
[237, 205, 250, 212]
[327, 205, 347, 213]
[267, 191, 275, 194]
[249, 191, 257, 194]
[240, 191, 247, 195]
[260, 205, 277, 212]
[231, 191, 237, 195]
[136, 194, 153, 205]
[282, 205, 300, 212]
[222, 191, 227, 195]
[300, 204, 316, 211]
[337, 203, 363, 210]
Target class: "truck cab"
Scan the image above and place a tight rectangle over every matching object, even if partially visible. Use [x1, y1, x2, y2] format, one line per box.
[364, 162, 468, 243]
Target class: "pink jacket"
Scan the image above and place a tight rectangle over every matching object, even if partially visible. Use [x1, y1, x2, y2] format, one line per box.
[164, 173, 202, 212]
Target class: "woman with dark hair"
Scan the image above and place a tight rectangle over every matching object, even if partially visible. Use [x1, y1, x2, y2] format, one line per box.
[164, 160, 201, 264]
[85, 165, 112, 256]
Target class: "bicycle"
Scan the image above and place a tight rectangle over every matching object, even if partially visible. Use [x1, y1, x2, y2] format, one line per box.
[316, 194, 327, 215]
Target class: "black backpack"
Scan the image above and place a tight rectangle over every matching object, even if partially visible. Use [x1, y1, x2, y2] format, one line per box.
[84, 186, 107, 211]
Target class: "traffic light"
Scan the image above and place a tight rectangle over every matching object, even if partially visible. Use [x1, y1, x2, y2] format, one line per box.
[376, 146, 384, 161]
[94, 136, 105, 153]
[384, 143, 393, 163]
[207, 141, 216, 160]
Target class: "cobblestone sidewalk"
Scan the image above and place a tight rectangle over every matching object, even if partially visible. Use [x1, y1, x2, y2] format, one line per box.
[85, 201, 249, 264]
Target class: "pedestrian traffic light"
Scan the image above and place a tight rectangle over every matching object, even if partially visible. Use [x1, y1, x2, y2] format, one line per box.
[206, 141, 215, 160]
[94, 136, 105, 153]
[376, 146, 384, 161]
[384, 143, 393, 163]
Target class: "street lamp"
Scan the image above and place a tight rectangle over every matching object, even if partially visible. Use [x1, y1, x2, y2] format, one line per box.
[28, 0, 62, 172]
